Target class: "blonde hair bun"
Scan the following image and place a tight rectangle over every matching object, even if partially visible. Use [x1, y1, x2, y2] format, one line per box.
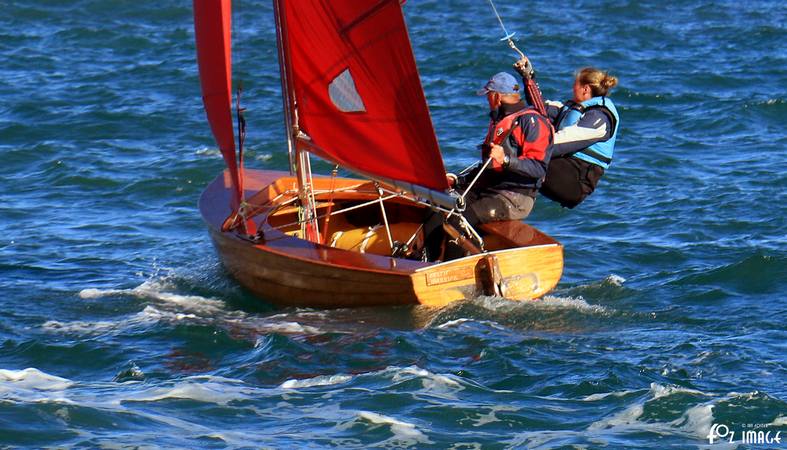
[577, 67, 618, 96]
[601, 74, 618, 90]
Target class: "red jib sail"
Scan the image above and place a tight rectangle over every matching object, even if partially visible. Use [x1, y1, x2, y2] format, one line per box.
[276, 0, 448, 192]
[193, 0, 242, 212]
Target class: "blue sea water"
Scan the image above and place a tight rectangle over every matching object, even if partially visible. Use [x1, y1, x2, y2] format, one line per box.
[1, 0, 786, 448]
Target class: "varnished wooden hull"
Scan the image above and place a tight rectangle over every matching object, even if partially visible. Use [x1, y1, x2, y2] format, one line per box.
[200, 169, 563, 308]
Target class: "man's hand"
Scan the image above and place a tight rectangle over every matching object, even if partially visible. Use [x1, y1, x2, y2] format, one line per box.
[489, 144, 506, 165]
[513, 57, 535, 79]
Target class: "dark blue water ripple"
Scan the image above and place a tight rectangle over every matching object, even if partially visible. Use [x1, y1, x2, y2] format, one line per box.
[0, 0, 785, 447]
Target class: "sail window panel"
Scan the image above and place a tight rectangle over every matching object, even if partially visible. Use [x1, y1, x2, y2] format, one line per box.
[328, 69, 366, 113]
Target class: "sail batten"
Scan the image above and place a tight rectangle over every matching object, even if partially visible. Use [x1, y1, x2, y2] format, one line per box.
[276, 0, 448, 192]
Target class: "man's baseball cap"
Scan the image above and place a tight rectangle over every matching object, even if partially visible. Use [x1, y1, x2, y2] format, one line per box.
[476, 72, 520, 95]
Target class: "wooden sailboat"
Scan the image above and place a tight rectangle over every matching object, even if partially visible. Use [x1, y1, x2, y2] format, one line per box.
[192, 0, 563, 308]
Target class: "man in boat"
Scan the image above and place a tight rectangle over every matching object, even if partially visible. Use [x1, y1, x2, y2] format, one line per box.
[425, 71, 554, 261]
[514, 60, 621, 209]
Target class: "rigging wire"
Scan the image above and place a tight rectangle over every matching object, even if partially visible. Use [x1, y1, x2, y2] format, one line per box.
[486, 0, 514, 42]
[485, 0, 527, 60]
[485, 0, 547, 115]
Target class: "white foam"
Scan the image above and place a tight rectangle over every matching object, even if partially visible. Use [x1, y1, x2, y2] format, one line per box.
[432, 316, 509, 332]
[195, 147, 220, 156]
[79, 279, 226, 315]
[0, 368, 73, 391]
[472, 405, 519, 427]
[650, 382, 707, 399]
[587, 403, 644, 431]
[675, 404, 714, 439]
[358, 411, 431, 444]
[584, 382, 718, 442]
[132, 383, 238, 405]
[139, 305, 200, 322]
[471, 295, 517, 310]
[63, 285, 327, 339]
[280, 374, 353, 389]
[43, 318, 132, 334]
[582, 389, 637, 402]
[770, 415, 787, 426]
[451, 293, 613, 317]
[0, 368, 75, 405]
[123, 376, 253, 406]
[264, 321, 321, 334]
[58, 277, 239, 336]
[533, 295, 612, 314]
[390, 366, 461, 389]
[515, 386, 767, 448]
[435, 318, 472, 329]
[725, 390, 764, 401]
[43, 305, 199, 335]
[79, 287, 124, 299]
[507, 429, 584, 449]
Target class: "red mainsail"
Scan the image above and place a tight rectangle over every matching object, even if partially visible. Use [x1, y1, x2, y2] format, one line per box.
[276, 0, 448, 191]
[193, 0, 242, 211]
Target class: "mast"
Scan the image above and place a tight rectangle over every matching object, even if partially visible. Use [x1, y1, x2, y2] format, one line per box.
[273, 0, 320, 242]
[273, 0, 294, 175]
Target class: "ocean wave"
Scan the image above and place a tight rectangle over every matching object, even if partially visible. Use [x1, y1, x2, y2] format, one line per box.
[121, 376, 255, 406]
[771, 416, 787, 427]
[388, 365, 462, 390]
[1, 0, 785, 447]
[0, 372, 257, 408]
[194, 146, 220, 157]
[0, 367, 74, 391]
[278, 365, 467, 397]
[582, 389, 639, 402]
[79, 278, 226, 314]
[0, 368, 74, 405]
[578, 384, 785, 447]
[509, 382, 717, 448]
[350, 411, 432, 446]
[280, 374, 353, 390]
[426, 291, 618, 332]
[44, 277, 233, 336]
[671, 252, 785, 295]
[57, 276, 334, 340]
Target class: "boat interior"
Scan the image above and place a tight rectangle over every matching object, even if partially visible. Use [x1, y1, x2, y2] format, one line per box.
[238, 175, 557, 262]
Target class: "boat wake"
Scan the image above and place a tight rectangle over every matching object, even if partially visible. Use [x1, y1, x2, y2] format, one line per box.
[47, 276, 336, 339]
[425, 290, 618, 332]
[78, 278, 227, 314]
[53, 269, 647, 340]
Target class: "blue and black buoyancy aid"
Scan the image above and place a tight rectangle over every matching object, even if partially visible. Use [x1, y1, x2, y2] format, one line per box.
[554, 96, 619, 169]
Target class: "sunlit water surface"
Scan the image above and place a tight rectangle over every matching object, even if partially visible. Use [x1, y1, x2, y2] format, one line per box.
[0, 0, 785, 448]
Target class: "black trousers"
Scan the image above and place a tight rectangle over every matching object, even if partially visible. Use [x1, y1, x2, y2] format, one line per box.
[539, 156, 605, 209]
